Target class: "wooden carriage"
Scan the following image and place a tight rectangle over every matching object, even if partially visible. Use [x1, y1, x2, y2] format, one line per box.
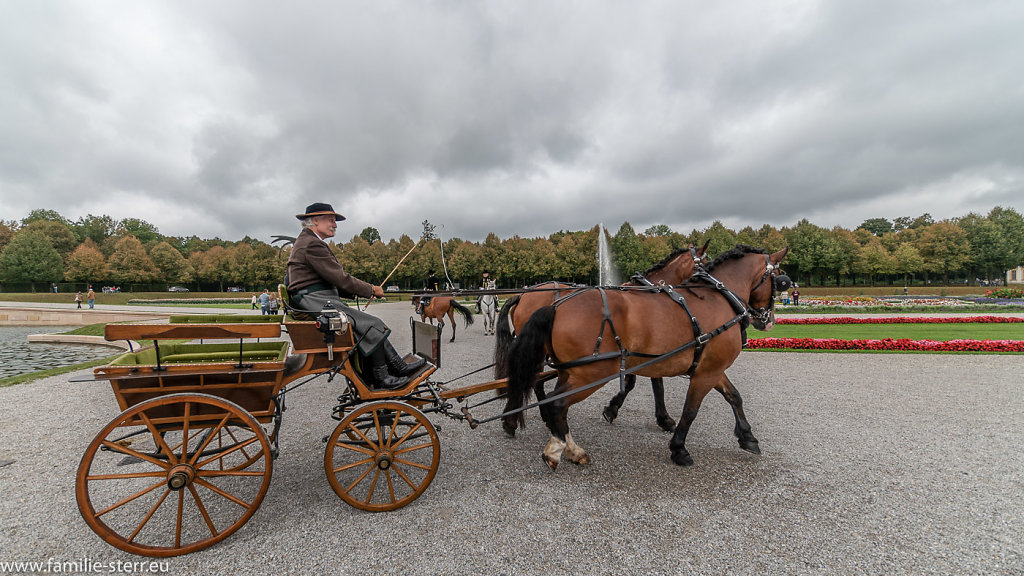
[72, 278, 564, 558]
[74, 304, 448, 557]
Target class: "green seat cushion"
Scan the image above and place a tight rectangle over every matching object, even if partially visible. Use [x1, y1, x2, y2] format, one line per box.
[108, 341, 288, 366]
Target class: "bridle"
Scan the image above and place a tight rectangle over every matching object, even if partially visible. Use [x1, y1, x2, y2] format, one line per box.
[747, 254, 791, 326]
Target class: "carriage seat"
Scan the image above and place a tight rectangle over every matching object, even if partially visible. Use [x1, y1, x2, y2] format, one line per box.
[278, 283, 316, 321]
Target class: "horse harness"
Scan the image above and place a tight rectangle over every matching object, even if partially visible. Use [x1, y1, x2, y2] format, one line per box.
[546, 255, 786, 391]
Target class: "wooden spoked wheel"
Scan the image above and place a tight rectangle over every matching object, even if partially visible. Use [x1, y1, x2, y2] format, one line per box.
[325, 401, 440, 512]
[76, 393, 273, 557]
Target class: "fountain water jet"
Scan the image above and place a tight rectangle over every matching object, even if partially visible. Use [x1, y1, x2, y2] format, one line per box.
[597, 223, 621, 286]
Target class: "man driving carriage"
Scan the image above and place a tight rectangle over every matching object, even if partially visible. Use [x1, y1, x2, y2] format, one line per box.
[287, 202, 425, 389]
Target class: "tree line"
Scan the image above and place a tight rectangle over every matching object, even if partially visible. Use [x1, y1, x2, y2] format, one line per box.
[1, 206, 1022, 292]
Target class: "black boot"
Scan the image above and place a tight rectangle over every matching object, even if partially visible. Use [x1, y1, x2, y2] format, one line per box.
[383, 341, 426, 376]
[370, 364, 409, 390]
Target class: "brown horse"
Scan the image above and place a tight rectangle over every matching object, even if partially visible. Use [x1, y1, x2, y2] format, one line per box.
[495, 242, 709, 431]
[502, 245, 789, 468]
[411, 295, 474, 342]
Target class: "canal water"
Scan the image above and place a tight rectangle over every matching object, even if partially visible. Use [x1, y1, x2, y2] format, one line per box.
[0, 326, 117, 379]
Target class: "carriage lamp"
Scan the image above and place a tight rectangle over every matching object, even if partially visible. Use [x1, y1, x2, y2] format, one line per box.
[316, 303, 349, 361]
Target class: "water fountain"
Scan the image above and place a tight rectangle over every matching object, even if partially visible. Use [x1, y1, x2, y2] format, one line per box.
[597, 223, 620, 286]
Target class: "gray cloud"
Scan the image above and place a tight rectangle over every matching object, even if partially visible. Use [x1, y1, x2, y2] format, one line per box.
[2, 0, 1022, 245]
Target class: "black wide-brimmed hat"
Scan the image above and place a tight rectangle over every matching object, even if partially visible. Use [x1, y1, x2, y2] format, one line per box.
[295, 202, 346, 221]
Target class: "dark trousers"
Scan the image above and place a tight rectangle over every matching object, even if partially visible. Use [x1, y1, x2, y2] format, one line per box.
[294, 289, 391, 357]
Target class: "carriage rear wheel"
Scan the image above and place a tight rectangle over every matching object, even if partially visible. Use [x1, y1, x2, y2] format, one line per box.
[324, 401, 440, 512]
[76, 393, 273, 557]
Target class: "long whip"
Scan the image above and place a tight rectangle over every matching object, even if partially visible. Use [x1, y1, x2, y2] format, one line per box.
[362, 235, 423, 310]
[439, 224, 454, 289]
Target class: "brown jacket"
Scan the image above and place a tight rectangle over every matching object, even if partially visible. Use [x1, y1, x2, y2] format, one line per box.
[287, 228, 373, 298]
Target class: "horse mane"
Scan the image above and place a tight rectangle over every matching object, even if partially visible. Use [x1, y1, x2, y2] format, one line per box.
[706, 244, 766, 271]
[643, 247, 690, 275]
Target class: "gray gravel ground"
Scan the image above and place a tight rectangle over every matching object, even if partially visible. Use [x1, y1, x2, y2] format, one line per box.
[1, 301, 1022, 575]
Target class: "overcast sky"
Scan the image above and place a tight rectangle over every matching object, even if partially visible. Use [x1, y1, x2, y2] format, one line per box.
[2, 1, 1022, 244]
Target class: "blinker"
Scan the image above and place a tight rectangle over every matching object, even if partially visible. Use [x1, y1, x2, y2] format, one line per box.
[773, 274, 792, 293]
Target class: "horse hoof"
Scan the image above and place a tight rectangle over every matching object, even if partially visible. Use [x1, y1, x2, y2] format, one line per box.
[542, 454, 559, 471]
[671, 450, 694, 467]
[657, 417, 676, 432]
[572, 454, 591, 466]
[602, 407, 617, 424]
[502, 422, 517, 438]
[740, 440, 761, 455]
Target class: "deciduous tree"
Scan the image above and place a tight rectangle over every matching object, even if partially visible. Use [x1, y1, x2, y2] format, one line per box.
[107, 235, 159, 285]
[23, 220, 77, 262]
[0, 230, 64, 290]
[65, 240, 108, 283]
[150, 241, 195, 284]
[117, 218, 161, 245]
[190, 246, 232, 291]
[915, 221, 970, 284]
[0, 220, 18, 253]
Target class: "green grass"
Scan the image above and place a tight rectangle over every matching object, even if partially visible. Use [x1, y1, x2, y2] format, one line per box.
[751, 323, 1024, 341]
[60, 323, 108, 337]
[131, 303, 252, 309]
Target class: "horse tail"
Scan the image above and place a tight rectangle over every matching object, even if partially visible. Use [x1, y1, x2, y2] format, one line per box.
[494, 295, 521, 379]
[504, 305, 556, 430]
[449, 299, 475, 326]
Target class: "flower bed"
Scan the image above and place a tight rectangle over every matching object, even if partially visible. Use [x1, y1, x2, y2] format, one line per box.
[777, 316, 1024, 325]
[748, 338, 1024, 352]
[796, 296, 973, 308]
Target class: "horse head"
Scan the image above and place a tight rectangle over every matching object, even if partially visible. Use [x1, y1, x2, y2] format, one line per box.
[704, 245, 789, 331]
[640, 240, 709, 285]
[746, 247, 790, 330]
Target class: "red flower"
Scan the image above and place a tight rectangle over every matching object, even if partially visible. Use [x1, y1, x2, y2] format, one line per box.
[777, 316, 1024, 325]
[747, 337, 1024, 352]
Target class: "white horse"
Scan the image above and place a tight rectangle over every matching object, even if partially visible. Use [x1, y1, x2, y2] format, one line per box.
[480, 279, 499, 335]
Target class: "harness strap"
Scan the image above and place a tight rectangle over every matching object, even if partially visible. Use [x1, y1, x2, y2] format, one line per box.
[631, 274, 705, 376]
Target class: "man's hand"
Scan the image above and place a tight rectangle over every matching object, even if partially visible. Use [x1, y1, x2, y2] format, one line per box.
[371, 285, 385, 298]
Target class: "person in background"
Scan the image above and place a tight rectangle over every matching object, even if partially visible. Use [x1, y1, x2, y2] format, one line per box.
[791, 284, 800, 306]
[251, 293, 259, 310]
[287, 202, 425, 390]
[418, 269, 440, 315]
[74, 291, 83, 309]
[259, 289, 271, 315]
[269, 293, 280, 315]
[87, 286, 95, 309]
[477, 270, 491, 313]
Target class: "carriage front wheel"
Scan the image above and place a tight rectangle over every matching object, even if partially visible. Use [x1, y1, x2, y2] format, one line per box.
[324, 401, 440, 512]
[76, 393, 273, 557]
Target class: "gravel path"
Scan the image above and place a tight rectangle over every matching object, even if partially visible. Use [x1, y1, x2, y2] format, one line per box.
[1, 301, 1022, 575]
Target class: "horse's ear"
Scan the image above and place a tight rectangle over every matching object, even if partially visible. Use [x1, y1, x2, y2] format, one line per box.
[699, 239, 711, 257]
[771, 246, 789, 265]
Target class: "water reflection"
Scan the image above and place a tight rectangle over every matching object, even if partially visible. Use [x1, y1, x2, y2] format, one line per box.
[0, 326, 116, 379]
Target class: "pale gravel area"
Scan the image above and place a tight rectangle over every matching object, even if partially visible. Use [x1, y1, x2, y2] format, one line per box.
[1, 301, 1022, 575]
